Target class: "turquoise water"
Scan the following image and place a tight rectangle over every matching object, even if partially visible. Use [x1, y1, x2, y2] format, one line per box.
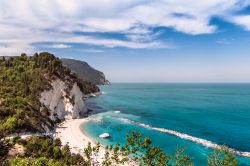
[83, 83, 250, 165]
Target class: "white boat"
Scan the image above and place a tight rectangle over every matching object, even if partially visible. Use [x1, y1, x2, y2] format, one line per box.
[99, 133, 110, 138]
[90, 93, 96, 97]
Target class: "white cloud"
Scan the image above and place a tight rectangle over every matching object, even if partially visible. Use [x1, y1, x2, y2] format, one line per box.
[0, 0, 250, 55]
[54, 36, 167, 49]
[78, 49, 104, 53]
[216, 38, 235, 45]
[0, 42, 35, 56]
[231, 15, 250, 30]
[47, 44, 72, 49]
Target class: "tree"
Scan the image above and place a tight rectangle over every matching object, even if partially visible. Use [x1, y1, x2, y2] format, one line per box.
[208, 146, 239, 166]
[83, 131, 194, 166]
[93, 142, 101, 165]
[121, 131, 171, 166]
[102, 149, 112, 166]
[21, 53, 27, 58]
[0, 52, 99, 137]
[84, 142, 93, 166]
[0, 134, 9, 163]
[21, 73, 30, 95]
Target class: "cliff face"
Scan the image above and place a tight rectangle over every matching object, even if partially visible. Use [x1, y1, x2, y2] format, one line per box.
[40, 79, 87, 121]
[0, 52, 99, 135]
[61, 58, 110, 85]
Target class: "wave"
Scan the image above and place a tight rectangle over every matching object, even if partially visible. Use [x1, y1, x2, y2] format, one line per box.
[117, 117, 250, 158]
[88, 117, 103, 122]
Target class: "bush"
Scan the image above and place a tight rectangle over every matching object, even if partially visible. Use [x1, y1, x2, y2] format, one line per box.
[208, 146, 239, 166]
[17, 136, 85, 165]
[0, 52, 99, 136]
[3, 132, 241, 166]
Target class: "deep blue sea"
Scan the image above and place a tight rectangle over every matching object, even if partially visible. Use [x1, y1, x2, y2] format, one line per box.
[82, 83, 250, 165]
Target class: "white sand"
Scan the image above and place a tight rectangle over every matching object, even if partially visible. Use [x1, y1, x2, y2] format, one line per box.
[55, 118, 105, 156]
[55, 118, 137, 166]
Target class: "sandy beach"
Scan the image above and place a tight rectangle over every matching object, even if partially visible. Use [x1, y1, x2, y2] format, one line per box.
[55, 118, 105, 156]
[55, 117, 136, 166]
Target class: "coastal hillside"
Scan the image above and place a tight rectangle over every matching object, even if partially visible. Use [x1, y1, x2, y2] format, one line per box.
[61, 58, 110, 85]
[0, 52, 99, 135]
[0, 53, 241, 166]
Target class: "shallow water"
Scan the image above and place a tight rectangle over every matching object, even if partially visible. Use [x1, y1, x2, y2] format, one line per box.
[82, 83, 250, 165]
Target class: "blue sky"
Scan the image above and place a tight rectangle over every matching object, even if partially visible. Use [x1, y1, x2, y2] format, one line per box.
[1, 0, 250, 82]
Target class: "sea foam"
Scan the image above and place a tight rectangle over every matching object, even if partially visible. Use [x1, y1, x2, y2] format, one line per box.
[117, 117, 250, 158]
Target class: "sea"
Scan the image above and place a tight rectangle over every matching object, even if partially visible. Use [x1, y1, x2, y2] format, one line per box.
[81, 83, 250, 165]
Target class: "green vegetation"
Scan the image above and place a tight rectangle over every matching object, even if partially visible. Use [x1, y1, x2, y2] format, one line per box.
[0, 52, 99, 136]
[61, 58, 110, 85]
[208, 146, 240, 166]
[98, 131, 193, 166]
[0, 53, 241, 166]
[0, 134, 9, 163]
[2, 131, 240, 166]
[2, 136, 84, 166]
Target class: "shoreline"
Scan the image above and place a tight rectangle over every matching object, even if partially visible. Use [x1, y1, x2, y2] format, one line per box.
[54, 91, 107, 159]
[54, 117, 105, 156]
[54, 117, 136, 166]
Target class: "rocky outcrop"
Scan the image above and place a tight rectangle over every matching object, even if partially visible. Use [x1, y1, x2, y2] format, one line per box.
[40, 79, 87, 121]
[61, 58, 110, 85]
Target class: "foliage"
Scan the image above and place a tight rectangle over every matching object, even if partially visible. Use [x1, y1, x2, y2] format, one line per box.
[208, 146, 240, 166]
[7, 156, 66, 166]
[3, 136, 85, 166]
[0, 53, 241, 165]
[0, 52, 99, 136]
[3, 132, 241, 166]
[81, 131, 240, 166]
[0, 134, 9, 163]
[78, 131, 194, 166]
[122, 131, 194, 166]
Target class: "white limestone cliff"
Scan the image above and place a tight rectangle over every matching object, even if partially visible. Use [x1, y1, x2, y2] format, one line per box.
[39, 79, 87, 121]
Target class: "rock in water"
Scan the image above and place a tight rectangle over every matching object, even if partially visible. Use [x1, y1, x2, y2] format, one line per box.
[99, 133, 110, 138]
